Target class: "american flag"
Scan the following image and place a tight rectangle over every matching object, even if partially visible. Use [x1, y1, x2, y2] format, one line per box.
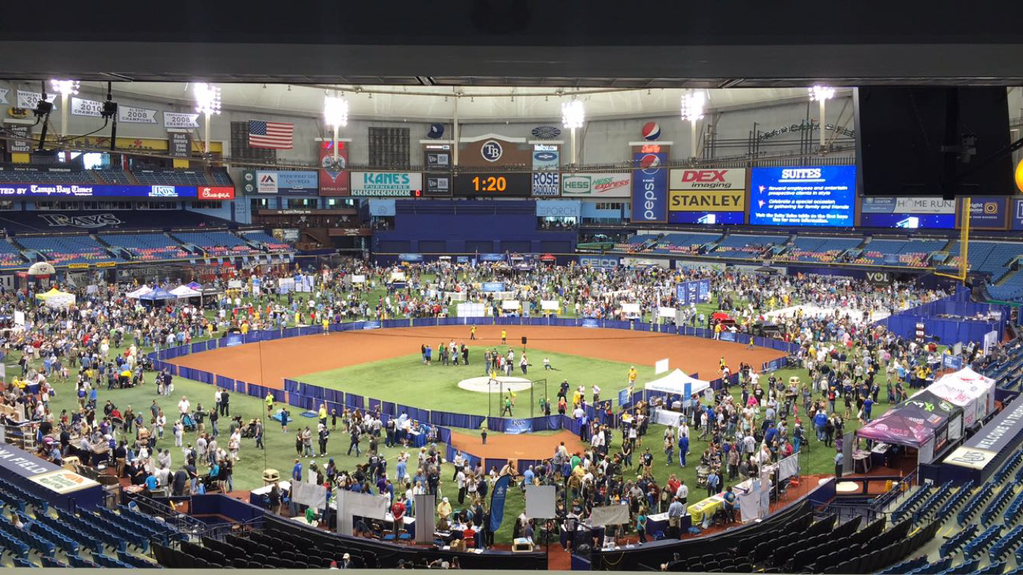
[248, 120, 293, 149]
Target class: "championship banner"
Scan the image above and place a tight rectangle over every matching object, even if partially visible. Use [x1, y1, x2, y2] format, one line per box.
[119, 106, 158, 124]
[488, 475, 511, 533]
[319, 142, 350, 196]
[17, 91, 56, 110]
[71, 97, 104, 118]
[164, 112, 199, 129]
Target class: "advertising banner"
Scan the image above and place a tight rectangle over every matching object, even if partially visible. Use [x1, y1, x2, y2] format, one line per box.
[749, 165, 856, 227]
[960, 196, 1008, 230]
[632, 152, 668, 223]
[1014, 199, 1023, 231]
[0, 183, 202, 198]
[350, 172, 423, 197]
[667, 170, 746, 224]
[532, 145, 560, 169]
[532, 172, 561, 197]
[579, 255, 619, 269]
[8, 126, 31, 153]
[562, 173, 632, 197]
[198, 186, 234, 200]
[318, 142, 350, 196]
[536, 200, 581, 219]
[169, 132, 192, 158]
[459, 135, 532, 168]
[246, 170, 318, 195]
[488, 475, 511, 533]
[860, 196, 956, 229]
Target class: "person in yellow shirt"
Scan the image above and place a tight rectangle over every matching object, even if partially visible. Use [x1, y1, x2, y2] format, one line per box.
[470, 325, 477, 341]
[318, 403, 328, 427]
[501, 330, 507, 345]
[322, 318, 329, 334]
[265, 392, 275, 415]
[240, 322, 249, 335]
[628, 366, 638, 387]
[437, 497, 453, 528]
[572, 388, 582, 407]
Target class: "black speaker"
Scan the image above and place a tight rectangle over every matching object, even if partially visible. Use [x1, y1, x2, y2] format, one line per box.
[521, 336, 527, 345]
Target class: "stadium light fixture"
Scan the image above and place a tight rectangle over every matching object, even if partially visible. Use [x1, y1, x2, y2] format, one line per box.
[324, 95, 349, 160]
[680, 91, 706, 159]
[50, 79, 79, 139]
[193, 82, 221, 157]
[562, 100, 585, 164]
[809, 84, 835, 149]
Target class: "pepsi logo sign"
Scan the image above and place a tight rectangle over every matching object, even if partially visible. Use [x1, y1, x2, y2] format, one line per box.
[481, 140, 503, 162]
[641, 121, 661, 141]
[640, 153, 661, 174]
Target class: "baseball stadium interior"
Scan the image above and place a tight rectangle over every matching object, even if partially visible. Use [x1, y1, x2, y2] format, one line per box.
[4, 3, 1023, 573]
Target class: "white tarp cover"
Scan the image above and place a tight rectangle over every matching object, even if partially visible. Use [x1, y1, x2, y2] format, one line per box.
[621, 303, 641, 318]
[502, 300, 521, 310]
[928, 367, 996, 427]
[291, 481, 327, 510]
[169, 285, 201, 298]
[644, 369, 711, 397]
[126, 286, 153, 299]
[456, 303, 487, 318]
[588, 504, 631, 526]
[541, 300, 560, 311]
[658, 307, 677, 319]
[351, 274, 366, 284]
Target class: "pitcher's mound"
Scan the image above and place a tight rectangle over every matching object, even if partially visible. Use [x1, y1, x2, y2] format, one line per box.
[458, 376, 532, 393]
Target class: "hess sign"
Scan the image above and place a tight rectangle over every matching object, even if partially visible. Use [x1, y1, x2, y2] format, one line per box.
[453, 172, 531, 197]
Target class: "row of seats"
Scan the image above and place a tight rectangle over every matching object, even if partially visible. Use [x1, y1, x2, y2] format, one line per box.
[16, 235, 117, 265]
[934, 480, 976, 524]
[893, 485, 933, 523]
[960, 483, 998, 526]
[823, 520, 941, 574]
[99, 232, 191, 261]
[990, 524, 1023, 562]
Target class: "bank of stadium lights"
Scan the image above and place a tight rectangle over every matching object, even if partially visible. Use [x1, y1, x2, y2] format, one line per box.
[680, 91, 706, 159]
[562, 99, 585, 164]
[809, 84, 835, 149]
[49, 80, 80, 139]
[323, 95, 349, 161]
[193, 83, 221, 157]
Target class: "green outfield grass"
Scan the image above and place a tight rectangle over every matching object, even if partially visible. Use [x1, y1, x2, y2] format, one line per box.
[297, 349, 657, 417]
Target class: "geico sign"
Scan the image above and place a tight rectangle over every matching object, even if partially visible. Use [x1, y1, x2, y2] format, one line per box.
[580, 257, 618, 268]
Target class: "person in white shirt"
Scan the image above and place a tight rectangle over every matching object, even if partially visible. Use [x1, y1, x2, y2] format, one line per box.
[592, 385, 601, 404]
[675, 481, 689, 505]
[178, 396, 190, 417]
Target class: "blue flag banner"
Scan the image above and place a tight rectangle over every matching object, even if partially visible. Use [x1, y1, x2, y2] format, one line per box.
[225, 333, 244, 347]
[943, 355, 963, 370]
[683, 382, 692, 401]
[489, 475, 512, 533]
[618, 388, 630, 407]
[505, 419, 533, 434]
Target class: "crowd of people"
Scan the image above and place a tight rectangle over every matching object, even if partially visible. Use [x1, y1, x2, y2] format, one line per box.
[0, 256, 980, 554]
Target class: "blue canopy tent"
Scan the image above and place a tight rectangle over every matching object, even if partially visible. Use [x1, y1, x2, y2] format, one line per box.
[138, 287, 176, 305]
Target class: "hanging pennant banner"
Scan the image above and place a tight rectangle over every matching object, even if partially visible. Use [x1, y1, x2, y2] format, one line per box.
[17, 90, 56, 110]
[164, 112, 199, 129]
[119, 106, 158, 124]
[71, 97, 104, 118]
[0, 88, 9, 105]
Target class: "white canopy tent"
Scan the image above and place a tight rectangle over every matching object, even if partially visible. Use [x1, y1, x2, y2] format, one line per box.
[926, 367, 996, 427]
[126, 286, 153, 299]
[644, 369, 710, 398]
[170, 285, 202, 299]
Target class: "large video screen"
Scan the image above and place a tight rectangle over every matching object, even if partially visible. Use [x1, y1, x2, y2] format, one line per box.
[859, 197, 956, 229]
[749, 166, 856, 227]
[668, 211, 745, 225]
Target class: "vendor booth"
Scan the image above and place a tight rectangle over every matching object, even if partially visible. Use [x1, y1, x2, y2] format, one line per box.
[35, 288, 76, 309]
[857, 393, 962, 465]
[925, 368, 996, 428]
[170, 285, 201, 299]
[126, 286, 153, 299]
[643, 369, 711, 426]
[138, 287, 176, 305]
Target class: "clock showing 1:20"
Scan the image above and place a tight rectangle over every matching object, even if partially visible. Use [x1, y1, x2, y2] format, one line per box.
[453, 172, 531, 196]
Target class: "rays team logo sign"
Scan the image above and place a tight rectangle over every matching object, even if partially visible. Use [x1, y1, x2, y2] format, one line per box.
[641, 122, 661, 141]
[481, 140, 503, 162]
